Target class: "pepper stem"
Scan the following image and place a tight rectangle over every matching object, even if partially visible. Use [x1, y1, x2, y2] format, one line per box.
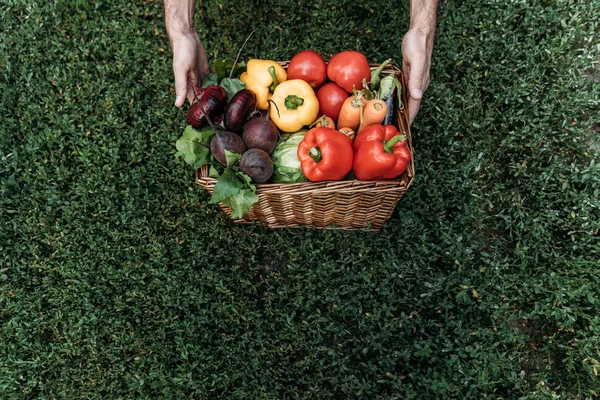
[383, 134, 406, 153]
[268, 66, 280, 92]
[284, 95, 304, 110]
[309, 147, 322, 163]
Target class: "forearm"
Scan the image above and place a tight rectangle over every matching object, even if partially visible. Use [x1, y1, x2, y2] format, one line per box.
[164, 0, 196, 41]
[409, 0, 438, 40]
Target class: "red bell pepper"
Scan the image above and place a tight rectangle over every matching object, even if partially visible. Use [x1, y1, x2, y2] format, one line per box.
[297, 127, 354, 182]
[353, 124, 411, 180]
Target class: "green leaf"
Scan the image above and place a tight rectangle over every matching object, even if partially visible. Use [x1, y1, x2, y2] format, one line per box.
[201, 73, 218, 88]
[271, 166, 307, 184]
[208, 169, 258, 219]
[224, 149, 242, 167]
[214, 58, 236, 81]
[209, 168, 243, 204]
[221, 187, 259, 219]
[237, 171, 254, 187]
[587, 293, 596, 305]
[175, 125, 216, 168]
[231, 62, 247, 78]
[220, 78, 246, 102]
[377, 75, 402, 100]
[208, 164, 222, 178]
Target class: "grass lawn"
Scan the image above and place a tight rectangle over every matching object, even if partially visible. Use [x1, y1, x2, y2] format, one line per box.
[1, 0, 599, 398]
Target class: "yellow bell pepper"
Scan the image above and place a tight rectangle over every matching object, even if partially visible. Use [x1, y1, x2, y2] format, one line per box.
[269, 79, 319, 133]
[240, 60, 287, 110]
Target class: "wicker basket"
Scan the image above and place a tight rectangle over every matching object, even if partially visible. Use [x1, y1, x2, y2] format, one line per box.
[196, 62, 415, 231]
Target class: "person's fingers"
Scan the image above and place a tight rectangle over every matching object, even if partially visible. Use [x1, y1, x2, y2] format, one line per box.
[404, 53, 426, 126]
[407, 54, 425, 103]
[421, 73, 431, 95]
[173, 63, 189, 107]
[408, 97, 421, 125]
[186, 70, 199, 105]
[402, 60, 418, 125]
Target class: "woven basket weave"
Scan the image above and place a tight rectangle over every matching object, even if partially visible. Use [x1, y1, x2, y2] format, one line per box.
[196, 62, 415, 231]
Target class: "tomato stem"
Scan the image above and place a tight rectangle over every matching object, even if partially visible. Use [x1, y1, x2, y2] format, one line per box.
[309, 115, 325, 128]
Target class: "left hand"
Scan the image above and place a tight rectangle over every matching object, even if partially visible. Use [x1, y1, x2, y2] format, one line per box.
[402, 28, 434, 125]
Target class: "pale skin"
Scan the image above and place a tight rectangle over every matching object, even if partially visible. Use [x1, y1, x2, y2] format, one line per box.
[164, 0, 438, 125]
[164, 0, 209, 107]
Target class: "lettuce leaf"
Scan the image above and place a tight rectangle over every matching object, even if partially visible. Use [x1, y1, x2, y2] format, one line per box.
[209, 168, 258, 219]
[175, 125, 215, 168]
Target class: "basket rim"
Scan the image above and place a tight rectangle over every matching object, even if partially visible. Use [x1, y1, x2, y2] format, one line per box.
[196, 168, 412, 195]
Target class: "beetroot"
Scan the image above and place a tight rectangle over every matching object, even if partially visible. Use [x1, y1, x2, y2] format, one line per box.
[240, 148, 273, 183]
[186, 85, 228, 129]
[223, 89, 257, 134]
[242, 105, 279, 154]
[210, 131, 247, 166]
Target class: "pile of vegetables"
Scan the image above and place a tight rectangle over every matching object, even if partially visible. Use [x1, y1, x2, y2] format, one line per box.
[176, 49, 410, 218]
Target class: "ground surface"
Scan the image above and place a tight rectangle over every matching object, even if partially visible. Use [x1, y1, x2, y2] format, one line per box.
[1, 0, 599, 398]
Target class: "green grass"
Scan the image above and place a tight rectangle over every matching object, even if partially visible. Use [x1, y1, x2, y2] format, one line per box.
[1, 0, 599, 398]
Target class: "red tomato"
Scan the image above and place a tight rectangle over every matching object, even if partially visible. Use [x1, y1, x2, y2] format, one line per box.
[287, 50, 327, 89]
[327, 50, 371, 93]
[316, 82, 350, 122]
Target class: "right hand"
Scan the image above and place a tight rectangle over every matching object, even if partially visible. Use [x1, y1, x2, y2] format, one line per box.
[171, 32, 209, 107]
[401, 28, 433, 125]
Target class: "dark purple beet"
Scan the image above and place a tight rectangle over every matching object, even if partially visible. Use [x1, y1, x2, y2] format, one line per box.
[210, 131, 247, 166]
[239, 148, 273, 183]
[245, 109, 267, 123]
[242, 115, 279, 154]
[186, 85, 228, 129]
[223, 89, 257, 134]
[213, 113, 224, 128]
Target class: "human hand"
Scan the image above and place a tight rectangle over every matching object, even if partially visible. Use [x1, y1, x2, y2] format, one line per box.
[402, 28, 434, 125]
[171, 32, 209, 107]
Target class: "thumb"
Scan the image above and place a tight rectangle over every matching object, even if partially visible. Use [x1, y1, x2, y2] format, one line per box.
[408, 66, 424, 101]
[405, 58, 424, 125]
[173, 65, 189, 107]
[406, 50, 426, 101]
